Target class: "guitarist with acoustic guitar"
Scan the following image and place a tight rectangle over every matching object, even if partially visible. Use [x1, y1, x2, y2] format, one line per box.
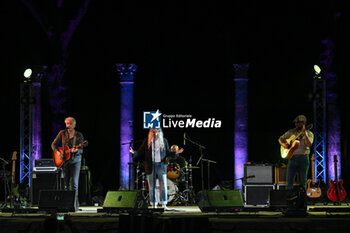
[278, 115, 314, 197]
[51, 117, 86, 211]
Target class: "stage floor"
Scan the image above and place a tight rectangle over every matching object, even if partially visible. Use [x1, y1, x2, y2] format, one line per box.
[1, 203, 350, 233]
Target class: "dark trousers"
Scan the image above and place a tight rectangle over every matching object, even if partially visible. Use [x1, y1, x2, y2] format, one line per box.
[286, 155, 309, 190]
[63, 154, 81, 208]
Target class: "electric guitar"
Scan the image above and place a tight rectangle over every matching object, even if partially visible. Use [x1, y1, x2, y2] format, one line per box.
[10, 151, 19, 201]
[327, 155, 347, 202]
[306, 154, 322, 198]
[53, 140, 88, 168]
[280, 124, 313, 160]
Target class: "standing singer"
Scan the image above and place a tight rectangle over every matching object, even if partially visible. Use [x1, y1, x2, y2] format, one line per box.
[129, 128, 183, 209]
[51, 117, 84, 210]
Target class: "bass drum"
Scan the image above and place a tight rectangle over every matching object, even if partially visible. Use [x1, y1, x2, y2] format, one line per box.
[154, 178, 178, 203]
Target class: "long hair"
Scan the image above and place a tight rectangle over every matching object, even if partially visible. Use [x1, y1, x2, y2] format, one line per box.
[147, 128, 165, 150]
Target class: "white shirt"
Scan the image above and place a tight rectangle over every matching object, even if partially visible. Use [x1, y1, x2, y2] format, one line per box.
[152, 138, 161, 162]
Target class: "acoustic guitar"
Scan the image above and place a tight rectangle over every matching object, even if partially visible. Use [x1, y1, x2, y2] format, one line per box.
[327, 155, 347, 202]
[306, 154, 322, 198]
[280, 124, 313, 160]
[53, 140, 88, 167]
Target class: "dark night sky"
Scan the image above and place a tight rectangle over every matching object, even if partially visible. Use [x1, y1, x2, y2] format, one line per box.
[2, 1, 349, 193]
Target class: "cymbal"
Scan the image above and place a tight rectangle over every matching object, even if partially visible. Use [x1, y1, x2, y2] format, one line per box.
[187, 166, 200, 169]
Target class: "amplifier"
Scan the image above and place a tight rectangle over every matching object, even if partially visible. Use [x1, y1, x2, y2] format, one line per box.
[244, 164, 274, 184]
[275, 165, 299, 185]
[31, 171, 60, 204]
[244, 185, 275, 206]
[34, 159, 57, 172]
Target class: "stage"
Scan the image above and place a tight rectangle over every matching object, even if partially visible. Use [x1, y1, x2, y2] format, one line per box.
[1, 203, 350, 233]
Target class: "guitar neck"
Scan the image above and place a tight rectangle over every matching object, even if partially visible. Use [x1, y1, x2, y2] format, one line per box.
[291, 131, 304, 143]
[12, 163, 15, 186]
[334, 155, 338, 183]
[290, 124, 312, 143]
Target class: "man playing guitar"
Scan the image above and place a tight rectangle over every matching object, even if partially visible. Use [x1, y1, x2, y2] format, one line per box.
[51, 117, 84, 210]
[278, 115, 314, 199]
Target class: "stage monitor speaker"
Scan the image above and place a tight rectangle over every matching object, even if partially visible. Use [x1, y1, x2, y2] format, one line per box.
[244, 164, 274, 184]
[31, 171, 59, 204]
[198, 190, 244, 212]
[38, 190, 77, 212]
[269, 189, 288, 208]
[275, 165, 299, 184]
[102, 191, 148, 209]
[244, 185, 275, 206]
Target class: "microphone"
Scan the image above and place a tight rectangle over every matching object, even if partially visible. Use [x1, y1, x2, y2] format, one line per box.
[183, 132, 186, 145]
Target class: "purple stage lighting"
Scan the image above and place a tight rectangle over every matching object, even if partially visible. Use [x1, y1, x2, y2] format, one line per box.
[233, 64, 249, 190]
[117, 64, 137, 190]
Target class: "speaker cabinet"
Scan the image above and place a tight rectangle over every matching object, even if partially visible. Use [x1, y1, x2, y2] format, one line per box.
[244, 164, 274, 184]
[275, 165, 299, 185]
[269, 189, 288, 208]
[39, 190, 77, 212]
[102, 191, 148, 209]
[79, 169, 91, 205]
[198, 190, 244, 212]
[244, 185, 275, 206]
[31, 171, 60, 205]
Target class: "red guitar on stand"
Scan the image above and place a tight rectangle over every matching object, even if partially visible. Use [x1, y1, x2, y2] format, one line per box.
[53, 140, 88, 168]
[327, 155, 347, 203]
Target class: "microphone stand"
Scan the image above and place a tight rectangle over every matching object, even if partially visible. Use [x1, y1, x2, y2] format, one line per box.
[184, 135, 207, 193]
[122, 139, 143, 191]
[123, 140, 134, 191]
[152, 139, 156, 209]
[235, 175, 255, 194]
[61, 128, 69, 191]
[202, 158, 216, 190]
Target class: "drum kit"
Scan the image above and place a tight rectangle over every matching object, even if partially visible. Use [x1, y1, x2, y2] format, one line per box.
[133, 152, 198, 206]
